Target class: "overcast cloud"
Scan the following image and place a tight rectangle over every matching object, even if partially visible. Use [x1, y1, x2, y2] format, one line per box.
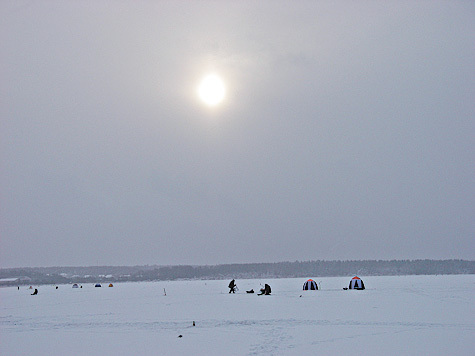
[1, 1, 474, 268]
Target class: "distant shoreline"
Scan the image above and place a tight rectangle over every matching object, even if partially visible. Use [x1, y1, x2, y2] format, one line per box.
[1, 259, 473, 287]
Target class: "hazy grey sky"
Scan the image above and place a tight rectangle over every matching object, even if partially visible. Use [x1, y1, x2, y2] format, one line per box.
[1, 1, 474, 268]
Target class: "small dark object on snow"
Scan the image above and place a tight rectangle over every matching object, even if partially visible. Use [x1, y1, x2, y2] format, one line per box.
[56, 286, 58, 289]
[343, 287, 348, 290]
[178, 335, 183, 338]
[31, 289, 38, 295]
[246, 289, 254, 294]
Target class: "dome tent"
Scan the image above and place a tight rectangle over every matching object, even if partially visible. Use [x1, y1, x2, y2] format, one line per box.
[348, 276, 365, 290]
[303, 279, 318, 290]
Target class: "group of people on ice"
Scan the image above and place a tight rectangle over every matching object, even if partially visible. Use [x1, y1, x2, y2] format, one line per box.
[229, 276, 365, 295]
[228, 279, 271, 295]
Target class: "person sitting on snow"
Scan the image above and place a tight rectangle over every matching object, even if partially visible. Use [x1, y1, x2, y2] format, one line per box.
[258, 284, 271, 295]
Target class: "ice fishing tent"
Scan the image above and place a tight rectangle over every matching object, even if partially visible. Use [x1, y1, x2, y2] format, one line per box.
[95, 283, 102, 288]
[303, 279, 318, 290]
[348, 276, 365, 290]
[72, 284, 79, 288]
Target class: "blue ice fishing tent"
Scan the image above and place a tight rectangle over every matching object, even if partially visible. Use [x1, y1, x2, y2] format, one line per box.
[348, 276, 365, 290]
[303, 279, 318, 290]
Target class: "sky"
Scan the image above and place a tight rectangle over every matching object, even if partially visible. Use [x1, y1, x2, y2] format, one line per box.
[1, 1, 474, 268]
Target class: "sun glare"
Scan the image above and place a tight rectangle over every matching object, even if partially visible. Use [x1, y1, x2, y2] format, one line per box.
[198, 74, 225, 107]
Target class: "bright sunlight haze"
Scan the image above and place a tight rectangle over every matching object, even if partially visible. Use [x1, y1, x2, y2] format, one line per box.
[198, 74, 225, 107]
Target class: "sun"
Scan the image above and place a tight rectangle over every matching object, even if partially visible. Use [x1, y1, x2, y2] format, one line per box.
[198, 74, 225, 106]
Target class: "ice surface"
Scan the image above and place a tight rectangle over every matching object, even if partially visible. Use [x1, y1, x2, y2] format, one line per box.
[1, 275, 474, 355]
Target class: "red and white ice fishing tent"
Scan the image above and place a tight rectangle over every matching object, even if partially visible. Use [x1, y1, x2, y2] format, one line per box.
[348, 276, 365, 290]
[303, 279, 318, 290]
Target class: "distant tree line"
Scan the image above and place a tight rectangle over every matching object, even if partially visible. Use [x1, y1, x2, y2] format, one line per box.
[1, 259, 473, 286]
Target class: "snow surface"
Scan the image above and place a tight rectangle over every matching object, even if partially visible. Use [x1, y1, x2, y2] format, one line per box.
[1, 275, 474, 355]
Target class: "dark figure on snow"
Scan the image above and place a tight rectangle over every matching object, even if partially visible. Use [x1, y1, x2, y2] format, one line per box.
[246, 289, 254, 294]
[258, 284, 271, 295]
[228, 279, 236, 293]
[31, 289, 38, 295]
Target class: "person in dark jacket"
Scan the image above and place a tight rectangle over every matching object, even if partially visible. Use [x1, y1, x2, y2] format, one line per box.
[228, 279, 236, 293]
[31, 288, 38, 295]
[258, 284, 271, 295]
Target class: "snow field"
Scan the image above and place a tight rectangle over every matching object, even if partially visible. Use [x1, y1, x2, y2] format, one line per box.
[1, 275, 474, 355]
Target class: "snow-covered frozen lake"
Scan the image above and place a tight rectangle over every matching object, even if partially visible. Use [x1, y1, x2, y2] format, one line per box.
[1, 275, 474, 355]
